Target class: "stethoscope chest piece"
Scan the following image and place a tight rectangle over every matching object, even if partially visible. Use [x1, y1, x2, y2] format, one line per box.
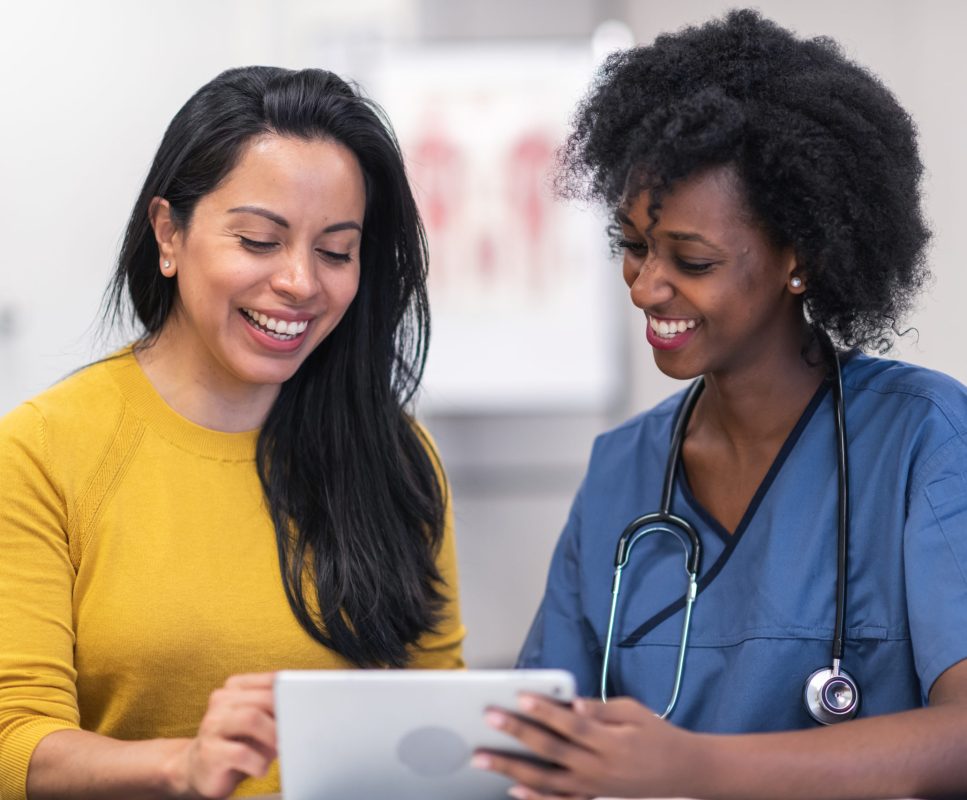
[803, 666, 860, 725]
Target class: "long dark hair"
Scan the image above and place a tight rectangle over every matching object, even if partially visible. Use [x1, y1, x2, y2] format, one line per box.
[107, 66, 446, 667]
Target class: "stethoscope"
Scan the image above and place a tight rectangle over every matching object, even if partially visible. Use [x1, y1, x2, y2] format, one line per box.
[600, 340, 860, 726]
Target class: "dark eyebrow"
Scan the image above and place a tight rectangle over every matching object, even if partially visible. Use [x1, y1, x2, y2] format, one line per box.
[614, 209, 635, 226]
[321, 220, 363, 234]
[228, 206, 362, 235]
[228, 205, 289, 228]
[666, 231, 726, 253]
[667, 231, 713, 244]
[615, 210, 725, 252]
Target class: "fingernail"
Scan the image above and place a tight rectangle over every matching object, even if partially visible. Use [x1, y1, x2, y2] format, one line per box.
[518, 694, 537, 712]
[485, 710, 507, 729]
[574, 698, 587, 713]
[508, 787, 528, 799]
[471, 754, 492, 770]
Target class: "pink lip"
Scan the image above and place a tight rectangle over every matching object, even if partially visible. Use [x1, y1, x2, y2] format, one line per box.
[239, 309, 311, 353]
[645, 317, 700, 351]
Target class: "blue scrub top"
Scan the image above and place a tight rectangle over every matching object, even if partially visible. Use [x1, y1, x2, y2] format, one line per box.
[518, 354, 967, 732]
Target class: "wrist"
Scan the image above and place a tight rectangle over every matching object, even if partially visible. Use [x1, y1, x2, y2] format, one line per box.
[677, 730, 724, 799]
[157, 738, 195, 799]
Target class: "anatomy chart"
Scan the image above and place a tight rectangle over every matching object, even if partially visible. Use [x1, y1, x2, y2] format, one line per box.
[375, 45, 619, 411]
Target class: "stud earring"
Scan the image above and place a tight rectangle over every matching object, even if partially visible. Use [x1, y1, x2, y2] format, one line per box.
[790, 276, 803, 289]
[163, 260, 171, 269]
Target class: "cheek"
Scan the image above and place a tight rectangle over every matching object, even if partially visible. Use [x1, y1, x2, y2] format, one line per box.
[336, 266, 362, 309]
[622, 258, 639, 288]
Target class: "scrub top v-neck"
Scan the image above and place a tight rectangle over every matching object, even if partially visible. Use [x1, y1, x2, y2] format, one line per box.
[518, 354, 967, 733]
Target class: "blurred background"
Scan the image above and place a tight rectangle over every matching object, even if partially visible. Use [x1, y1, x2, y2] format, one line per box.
[1, 0, 964, 667]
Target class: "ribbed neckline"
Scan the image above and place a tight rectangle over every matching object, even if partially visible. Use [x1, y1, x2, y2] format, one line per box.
[105, 349, 259, 462]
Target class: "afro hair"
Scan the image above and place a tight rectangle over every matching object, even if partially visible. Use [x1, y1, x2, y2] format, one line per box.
[559, 9, 930, 351]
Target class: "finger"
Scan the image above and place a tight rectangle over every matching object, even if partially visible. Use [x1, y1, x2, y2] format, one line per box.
[507, 784, 590, 800]
[236, 735, 278, 766]
[484, 709, 586, 767]
[224, 672, 277, 690]
[573, 696, 655, 725]
[188, 738, 274, 797]
[207, 687, 276, 714]
[510, 694, 598, 750]
[471, 750, 580, 798]
[216, 738, 274, 779]
[201, 705, 278, 753]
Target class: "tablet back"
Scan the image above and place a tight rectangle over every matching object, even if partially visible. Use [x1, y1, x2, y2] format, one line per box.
[275, 669, 576, 800]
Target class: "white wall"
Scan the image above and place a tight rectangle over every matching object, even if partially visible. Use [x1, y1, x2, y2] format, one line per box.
[1, 0, 964, 667]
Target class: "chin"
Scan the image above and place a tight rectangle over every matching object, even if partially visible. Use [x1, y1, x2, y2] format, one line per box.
[230, 358, 306, 389]
[652, 353, 704, 382]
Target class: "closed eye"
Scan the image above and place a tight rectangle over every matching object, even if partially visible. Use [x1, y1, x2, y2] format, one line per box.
[617, 238, 649, 257]
[239, 236, 278, 252]
[675, 258, 716, 274]
[317, 249, 352, 264]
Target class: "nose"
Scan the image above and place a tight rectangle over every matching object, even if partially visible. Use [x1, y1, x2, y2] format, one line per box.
[270, 248, 320, 303]
[626, 253, 675, 311]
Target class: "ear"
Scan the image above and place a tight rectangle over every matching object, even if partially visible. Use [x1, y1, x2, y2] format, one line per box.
[149, 197, 179, 277]
[782, 248, 806, 295]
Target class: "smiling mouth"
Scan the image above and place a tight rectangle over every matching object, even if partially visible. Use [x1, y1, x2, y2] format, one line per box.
[648, 316, 698, 339]
[240, 308, 309, 341]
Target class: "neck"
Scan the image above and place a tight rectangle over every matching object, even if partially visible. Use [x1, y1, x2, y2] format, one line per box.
[694, 332, 827, 449]
[134, 320, 279, 433]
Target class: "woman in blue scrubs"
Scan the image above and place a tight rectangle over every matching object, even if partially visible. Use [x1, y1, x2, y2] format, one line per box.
[475, 9, 967, 799]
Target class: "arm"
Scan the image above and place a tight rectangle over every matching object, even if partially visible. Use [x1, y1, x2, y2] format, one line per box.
[0, 404, 274, 799]
[476, 659, 967, 800]
[26, 673, 277, 800]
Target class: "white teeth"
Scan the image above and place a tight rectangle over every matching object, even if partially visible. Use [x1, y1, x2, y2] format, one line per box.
[242, 309, 310, 339]
[649, 316, 698, 338]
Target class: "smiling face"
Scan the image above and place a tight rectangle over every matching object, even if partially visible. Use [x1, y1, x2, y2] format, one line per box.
[151, 134, 365, 402]
[617, 165, 805, 382]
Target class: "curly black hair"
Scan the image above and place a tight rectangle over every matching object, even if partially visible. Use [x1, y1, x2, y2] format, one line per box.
[559, 9, 930, 351]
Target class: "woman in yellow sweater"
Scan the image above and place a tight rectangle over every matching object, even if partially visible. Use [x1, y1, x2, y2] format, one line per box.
[0, 67, 464, 799]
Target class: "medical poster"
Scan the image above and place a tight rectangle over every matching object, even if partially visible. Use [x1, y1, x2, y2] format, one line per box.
[372, 45, 620, 412]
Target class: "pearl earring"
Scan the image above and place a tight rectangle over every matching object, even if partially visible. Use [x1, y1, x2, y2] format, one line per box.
[163, 260, 170, 269]
[790, 276, 803, 289]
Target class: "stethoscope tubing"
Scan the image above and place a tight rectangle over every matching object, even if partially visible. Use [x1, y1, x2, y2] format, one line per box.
[601, 523, 699, 711]
[601, 335, 855, 722]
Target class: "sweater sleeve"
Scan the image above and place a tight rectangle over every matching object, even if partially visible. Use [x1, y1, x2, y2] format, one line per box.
[0, 402, 80, 800]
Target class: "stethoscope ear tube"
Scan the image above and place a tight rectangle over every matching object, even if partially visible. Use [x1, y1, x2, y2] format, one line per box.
[601, 526, 699, 715]
[613, 512, 701, 575]
[601, 379, 705, 710]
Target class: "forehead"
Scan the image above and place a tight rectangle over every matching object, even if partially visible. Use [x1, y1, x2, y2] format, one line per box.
[201, 134, 366, 219]
[621, 165, 752, 233]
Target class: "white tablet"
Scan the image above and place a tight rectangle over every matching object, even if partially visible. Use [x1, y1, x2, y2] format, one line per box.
[275, 669, 576, 800]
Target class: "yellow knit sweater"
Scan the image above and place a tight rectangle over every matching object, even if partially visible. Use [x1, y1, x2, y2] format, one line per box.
[0, 351, 465, 799]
